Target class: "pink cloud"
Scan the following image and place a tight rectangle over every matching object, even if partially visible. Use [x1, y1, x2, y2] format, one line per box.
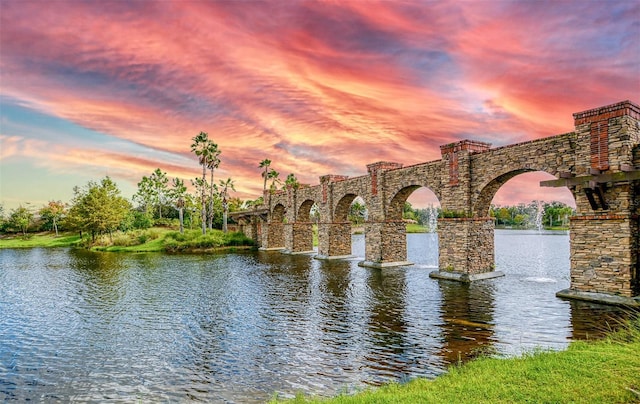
[0, 1, 637, 209]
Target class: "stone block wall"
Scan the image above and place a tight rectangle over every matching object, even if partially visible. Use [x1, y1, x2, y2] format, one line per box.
[291, 222, 313, 253]
[438, 218, 494, 275]
[364, 221, 407, 264]
[262, 222, 285, 250]
[570, 214, 637, 297]
[317, 222, 351, 257]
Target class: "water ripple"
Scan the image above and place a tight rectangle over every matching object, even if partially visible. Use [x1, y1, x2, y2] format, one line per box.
[0, 234, 632, 402]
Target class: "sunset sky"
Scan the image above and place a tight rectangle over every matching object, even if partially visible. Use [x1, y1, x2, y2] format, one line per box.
[1, 0, 639, 211]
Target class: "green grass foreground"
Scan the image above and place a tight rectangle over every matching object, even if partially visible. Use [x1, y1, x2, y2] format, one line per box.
[0, 228, 255, 253]
[275, 317, 640, 404]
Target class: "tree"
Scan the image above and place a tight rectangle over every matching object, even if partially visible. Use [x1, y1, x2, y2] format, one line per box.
[190, 177, 207, 231]
[284, 173, 300, 190]
[267, 169, 280, 193]
[169, 177, 187, 233]
[0, 203, 6, 233]
[135, 169, 169, 221]
[206, 142, 221, 230]
[349, 199, 367, 224]
[149, 168, 169, 220]
[219, 177, 235, 233]
[259, 159, 271, 194]
[403, 202, 417, 222]
[65, 177, 131, 242]
[39, 200, 65, 236]
[134, 175, 154, 218]
[9, 205, 34, 236]
[191, 131, 210, 234]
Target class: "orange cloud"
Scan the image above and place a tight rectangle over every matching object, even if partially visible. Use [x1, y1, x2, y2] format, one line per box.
[1, 1, 637, 209]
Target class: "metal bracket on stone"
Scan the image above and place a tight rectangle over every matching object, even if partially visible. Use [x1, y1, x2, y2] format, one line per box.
[583, 182, 608, 210]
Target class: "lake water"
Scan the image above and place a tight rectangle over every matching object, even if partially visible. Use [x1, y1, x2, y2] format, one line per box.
[0, 230, 630, 402]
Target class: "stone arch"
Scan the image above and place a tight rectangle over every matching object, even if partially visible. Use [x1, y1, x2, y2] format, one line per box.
[383, 168, 442, 218]
[334, 193, 360, 222]
[473, 167, 575, 216]
[475, 169, 535, 216]
[297, 199, 318, 222]
[271, 203, 286, 222]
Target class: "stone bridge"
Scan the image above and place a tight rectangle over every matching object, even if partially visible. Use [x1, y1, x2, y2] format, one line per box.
[232, 100, 640, 306]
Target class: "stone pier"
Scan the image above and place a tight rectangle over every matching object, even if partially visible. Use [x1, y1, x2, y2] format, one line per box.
[316, 222, 352, 259]
[430, 218, 503, 282]
[359, 220, 412, 268]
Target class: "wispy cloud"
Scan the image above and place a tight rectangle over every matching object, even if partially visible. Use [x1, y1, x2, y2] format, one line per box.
[1, 0, 638, 208]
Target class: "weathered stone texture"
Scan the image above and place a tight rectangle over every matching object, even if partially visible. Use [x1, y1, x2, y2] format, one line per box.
[317, 222, 351, 257]
[283, 222, 313, 253]
[570, 215, 637, 297]
[364, 221, 407, 264]
[262, 222, 285, 249]
[438, 218, 494, 274]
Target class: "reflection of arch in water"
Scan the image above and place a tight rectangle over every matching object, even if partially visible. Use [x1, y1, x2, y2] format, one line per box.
[436, 280, 496, 365]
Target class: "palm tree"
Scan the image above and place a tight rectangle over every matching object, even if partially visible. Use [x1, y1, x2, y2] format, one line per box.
[191, 131, 210, 235]
[219, 177, 235, 233]
[267, 169, 280, 193]
[259, 159, 271, 194]
[284, 173, 299, 190]
[206, 142, 221, 230]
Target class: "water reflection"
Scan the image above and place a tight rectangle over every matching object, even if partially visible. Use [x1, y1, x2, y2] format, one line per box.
[0, 232, 634, 402]
[437, 281, 496, 364]
[568, 300, 636, 340]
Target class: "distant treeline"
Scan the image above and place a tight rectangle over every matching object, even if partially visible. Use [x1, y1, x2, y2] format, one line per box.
[400, 201, 574, 229]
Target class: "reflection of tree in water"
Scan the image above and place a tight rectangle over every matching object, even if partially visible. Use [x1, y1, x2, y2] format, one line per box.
[568, 300, 637, 340]
[68, 249, 128, 308]
[437, 280, 496, 365]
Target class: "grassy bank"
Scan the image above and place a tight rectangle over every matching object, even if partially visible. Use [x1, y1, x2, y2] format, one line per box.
[0, 228, 255, 252]
[275, 317, 640, 403]
[0, 232, 82, 248]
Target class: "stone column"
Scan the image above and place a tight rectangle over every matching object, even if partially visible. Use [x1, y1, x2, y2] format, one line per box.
[564, 213, 638, 300]
[283, 222, 314, 254]
[315, 174, 352, 260]
[555, 101, 640, 306]
[316, 222, 352, 259]
[430, 217, 504, 282]
[260, 222, 285, 250]
[359, 220, 411, 268]
[358, 161, 410, 268]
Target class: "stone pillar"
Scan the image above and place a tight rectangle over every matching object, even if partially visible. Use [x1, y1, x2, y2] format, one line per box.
[431, 140, 502, 282]
[430, 217, 504, 282]
[565, 213, 638, 299]
[253, 218, 262, 248]
[283, 222, 314, 254]
[556, 101, 640, 306]
[315, 174, 352, 260]
[359, 220, 411, 268]
[260, 222, 285, 250]
[358, 161, 410, 268]
[316, 222, 352, 259]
